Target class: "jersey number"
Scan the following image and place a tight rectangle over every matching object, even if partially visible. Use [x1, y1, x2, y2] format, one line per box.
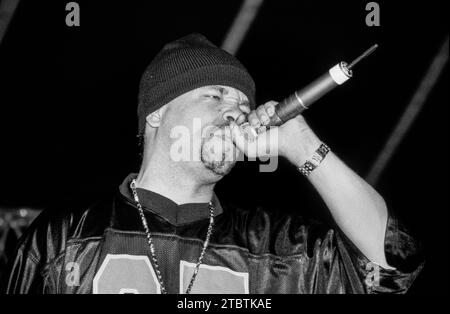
[93, 254, 249, 294]
[93, 254, 160, 294]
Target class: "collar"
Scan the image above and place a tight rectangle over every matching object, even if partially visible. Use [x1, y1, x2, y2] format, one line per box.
[119, 173, 223, 226]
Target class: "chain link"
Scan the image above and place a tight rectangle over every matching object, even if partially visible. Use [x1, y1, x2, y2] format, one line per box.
[130, 179, 214, 294]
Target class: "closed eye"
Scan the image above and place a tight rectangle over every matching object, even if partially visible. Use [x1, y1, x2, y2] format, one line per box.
[206, 94, 222, 101]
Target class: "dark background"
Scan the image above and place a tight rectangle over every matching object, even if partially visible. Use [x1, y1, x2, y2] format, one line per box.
[0, 0, 448, 294]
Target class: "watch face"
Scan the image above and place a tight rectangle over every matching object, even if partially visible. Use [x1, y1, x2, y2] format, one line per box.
[317, 144, 330, 157]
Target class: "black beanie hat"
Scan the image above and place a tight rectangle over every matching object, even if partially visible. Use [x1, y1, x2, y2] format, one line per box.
[137, 33, 256, 134]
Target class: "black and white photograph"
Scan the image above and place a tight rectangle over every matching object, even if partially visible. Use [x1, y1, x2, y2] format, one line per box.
[0, 0, 447, 302]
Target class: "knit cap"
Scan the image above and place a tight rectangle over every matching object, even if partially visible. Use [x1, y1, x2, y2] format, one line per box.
[137, 33, 256, 133]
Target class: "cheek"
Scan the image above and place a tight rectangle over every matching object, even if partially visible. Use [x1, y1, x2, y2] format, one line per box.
[170, 112, 219, 136]
[163, 116, 200, 146]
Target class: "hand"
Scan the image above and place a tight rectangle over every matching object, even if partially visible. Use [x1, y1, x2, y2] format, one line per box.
[230, 101, 322, 167]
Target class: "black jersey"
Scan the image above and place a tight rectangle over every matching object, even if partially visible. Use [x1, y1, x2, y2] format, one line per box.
[2, 174, 424, 294]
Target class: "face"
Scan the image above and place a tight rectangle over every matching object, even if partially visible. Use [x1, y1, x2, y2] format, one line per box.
[155, 85, 250, 178]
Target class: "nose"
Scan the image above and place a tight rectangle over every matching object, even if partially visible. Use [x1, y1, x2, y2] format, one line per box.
[222, 107, 247, 125]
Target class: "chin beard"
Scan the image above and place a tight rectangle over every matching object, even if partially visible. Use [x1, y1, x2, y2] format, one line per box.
[200, 129, 237, 176]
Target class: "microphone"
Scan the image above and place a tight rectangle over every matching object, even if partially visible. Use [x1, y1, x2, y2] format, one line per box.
[240, 44, 378, 138]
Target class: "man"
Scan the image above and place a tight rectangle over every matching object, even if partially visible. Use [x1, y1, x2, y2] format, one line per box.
[2, 33, 423, 294]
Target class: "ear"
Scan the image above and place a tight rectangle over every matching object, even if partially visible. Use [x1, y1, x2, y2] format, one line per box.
[146, 106, 167, 128]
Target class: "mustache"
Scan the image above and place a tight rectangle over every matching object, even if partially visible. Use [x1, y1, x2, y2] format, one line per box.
[206, 119, 232, 134]
[215, 121, 231, 129]
[202, 121, 233, 141]
[212, 115, 240, 129]
[203, 116, 242, 139]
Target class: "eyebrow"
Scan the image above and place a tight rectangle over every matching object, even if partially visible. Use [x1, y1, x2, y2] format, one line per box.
[207, 85, 228, 95]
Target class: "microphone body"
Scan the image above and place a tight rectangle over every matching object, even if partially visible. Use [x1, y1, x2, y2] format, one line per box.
[268, 62, 353, 126]
[238, 44, 378, 140]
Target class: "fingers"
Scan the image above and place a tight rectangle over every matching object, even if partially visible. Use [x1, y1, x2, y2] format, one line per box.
[247, 110, 260, 128]
[229, 100, 280, 158]
[264, 101, 277, 118]
[256, 106, 270, 126]
[247, 101, 278, 127]
[229, 120, 280, 159]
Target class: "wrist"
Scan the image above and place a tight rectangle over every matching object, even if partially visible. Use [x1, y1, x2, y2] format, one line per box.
[282, 129, 322, 167]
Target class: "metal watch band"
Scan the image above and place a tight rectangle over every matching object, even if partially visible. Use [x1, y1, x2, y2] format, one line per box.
[298, 143, 330, 176]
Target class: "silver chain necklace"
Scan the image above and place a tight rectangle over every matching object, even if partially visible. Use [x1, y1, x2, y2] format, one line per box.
[130, 179, 214, 294]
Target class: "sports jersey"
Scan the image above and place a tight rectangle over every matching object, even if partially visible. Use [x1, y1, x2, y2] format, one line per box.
[2, 173, 424, 294]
